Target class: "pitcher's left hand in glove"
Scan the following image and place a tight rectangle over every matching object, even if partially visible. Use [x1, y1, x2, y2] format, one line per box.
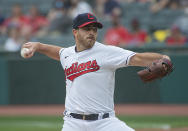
[137, 58, 174, 82]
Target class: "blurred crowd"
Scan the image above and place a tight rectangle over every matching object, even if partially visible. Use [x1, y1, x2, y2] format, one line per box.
[0, 0, 188, 52]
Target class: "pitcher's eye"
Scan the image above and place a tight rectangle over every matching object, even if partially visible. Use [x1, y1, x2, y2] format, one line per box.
[82, 27, 89, 31]
[82, 27, 97, 32]
[85, 27, 90, 31]
[93, 28, 97, 32]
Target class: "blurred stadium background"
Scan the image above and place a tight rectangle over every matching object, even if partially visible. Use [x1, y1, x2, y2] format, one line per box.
[0, 0, 188, 130]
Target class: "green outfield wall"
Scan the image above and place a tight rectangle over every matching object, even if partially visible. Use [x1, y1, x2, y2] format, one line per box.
[0, 46, 188, 105]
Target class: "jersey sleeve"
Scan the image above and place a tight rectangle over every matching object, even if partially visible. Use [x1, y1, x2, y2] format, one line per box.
[59, 48, 65, 57]
[59, 48, 65, 68]
[103, 45, 136, 69]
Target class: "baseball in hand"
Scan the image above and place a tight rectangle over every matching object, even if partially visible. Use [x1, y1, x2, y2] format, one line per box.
[21, 48, 30, 58]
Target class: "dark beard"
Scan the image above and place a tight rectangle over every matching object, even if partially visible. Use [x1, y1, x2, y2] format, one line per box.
[78, 35, 95, 49]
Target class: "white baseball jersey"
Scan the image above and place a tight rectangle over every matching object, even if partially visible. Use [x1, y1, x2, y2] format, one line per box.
[59, 41, 136, 114]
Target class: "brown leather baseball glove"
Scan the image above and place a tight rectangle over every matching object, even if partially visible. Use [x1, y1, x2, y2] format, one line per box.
[137, 58, 174, 82]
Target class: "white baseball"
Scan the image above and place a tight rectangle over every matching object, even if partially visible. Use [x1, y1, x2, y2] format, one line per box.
[21, 48, 30, 58]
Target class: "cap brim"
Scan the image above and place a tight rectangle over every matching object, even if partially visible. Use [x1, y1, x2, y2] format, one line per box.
[78, 21, 103, 29]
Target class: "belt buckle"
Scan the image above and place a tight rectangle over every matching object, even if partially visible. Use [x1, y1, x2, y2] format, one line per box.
[83, 115, 86, 120]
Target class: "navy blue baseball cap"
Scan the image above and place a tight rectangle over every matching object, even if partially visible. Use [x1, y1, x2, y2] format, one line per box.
[73, 13, 103, 29]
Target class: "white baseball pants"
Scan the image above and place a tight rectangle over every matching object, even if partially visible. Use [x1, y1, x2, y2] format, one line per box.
[61, 116, 135, 131]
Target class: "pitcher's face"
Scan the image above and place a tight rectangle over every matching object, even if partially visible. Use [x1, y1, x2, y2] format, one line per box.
[74, 23, 98, 49]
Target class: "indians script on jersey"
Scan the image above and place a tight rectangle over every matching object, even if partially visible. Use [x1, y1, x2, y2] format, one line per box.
[65, 60, 100, 81]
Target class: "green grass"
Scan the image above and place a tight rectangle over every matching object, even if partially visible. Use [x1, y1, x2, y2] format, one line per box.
[118, 115, 188, 129]
[0, 115, 188, 131]
[0, 116, 62, 131]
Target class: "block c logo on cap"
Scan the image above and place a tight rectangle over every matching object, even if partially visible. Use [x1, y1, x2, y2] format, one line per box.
[88, 13, 94, 20]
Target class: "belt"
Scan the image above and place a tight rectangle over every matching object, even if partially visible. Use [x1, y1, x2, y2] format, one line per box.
[69, 113, 109, 120]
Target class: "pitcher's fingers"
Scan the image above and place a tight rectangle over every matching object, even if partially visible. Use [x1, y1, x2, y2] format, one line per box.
[22, 43, 32, 48]
[162, 55, 171, 61]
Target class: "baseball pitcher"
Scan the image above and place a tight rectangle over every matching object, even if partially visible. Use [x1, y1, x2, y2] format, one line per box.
[21, 13, 173, 131]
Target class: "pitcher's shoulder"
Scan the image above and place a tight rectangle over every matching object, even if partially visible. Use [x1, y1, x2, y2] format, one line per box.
[59, 45, 75, 56]
[95, 41, 109, 49]
[96, 42, 123, 51]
